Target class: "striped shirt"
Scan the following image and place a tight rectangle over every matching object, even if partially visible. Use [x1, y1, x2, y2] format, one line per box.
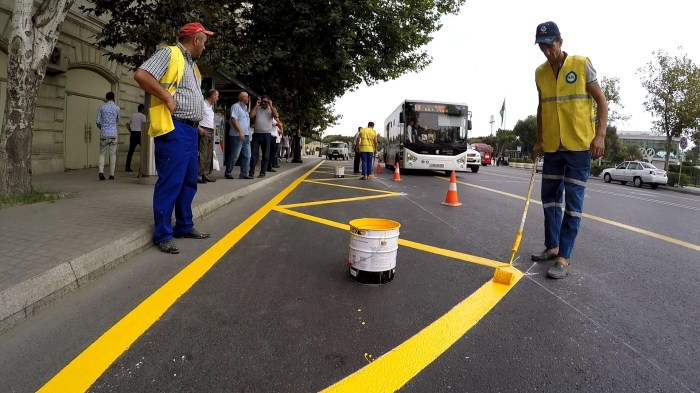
[138, 43, 204, 122]
[95, 101, 120, 138]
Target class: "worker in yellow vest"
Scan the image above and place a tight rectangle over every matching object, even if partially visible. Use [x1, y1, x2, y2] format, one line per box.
[531, 21, 608, 279]
[356, 122, 378, 180]
[134, 22, 214, 255]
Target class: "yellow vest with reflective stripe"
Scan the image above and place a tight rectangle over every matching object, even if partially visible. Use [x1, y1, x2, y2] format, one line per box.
[359, 127, 376, 152]
[148, 46, 202, 137]
[536, 55, 595, 152]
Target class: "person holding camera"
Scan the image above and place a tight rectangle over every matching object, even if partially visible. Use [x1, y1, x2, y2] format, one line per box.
[249, 95, 280, 178]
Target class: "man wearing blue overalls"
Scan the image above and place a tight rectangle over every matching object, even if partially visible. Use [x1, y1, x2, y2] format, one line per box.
[134, 22, 215, 254]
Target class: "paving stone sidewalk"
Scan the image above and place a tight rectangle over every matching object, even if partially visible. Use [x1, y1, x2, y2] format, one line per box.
[0, 158, 320, 333]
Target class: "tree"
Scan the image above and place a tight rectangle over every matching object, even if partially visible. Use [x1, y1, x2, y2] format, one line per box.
[0, 0, 75, 196]
[638, 49, 700, 170]
[493, 129, 518, 158]
[512, 116, 537, 159]
[604, 127, 627, 164]
[599, 76, 630, 127]
[80, 0, 465, 137]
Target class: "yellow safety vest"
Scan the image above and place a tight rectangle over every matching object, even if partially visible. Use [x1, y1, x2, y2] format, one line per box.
[359, 127, 376, 153]
[535, 55, 595, 152]
[148, 46, 202, 137]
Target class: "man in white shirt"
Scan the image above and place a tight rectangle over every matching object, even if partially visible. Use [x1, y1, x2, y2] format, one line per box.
[197, 89, 219, 183]
[125, 103, 147, 172]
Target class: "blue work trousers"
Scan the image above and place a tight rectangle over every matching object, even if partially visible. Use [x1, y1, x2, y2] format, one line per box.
[225, 134, 251, 178]
[541, 151, 591, 259]
[152, 120, 199, 244]
[361, 152, 374, 177]
[251, 133, 272, 176]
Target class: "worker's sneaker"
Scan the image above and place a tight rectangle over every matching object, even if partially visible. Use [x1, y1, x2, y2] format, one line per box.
[531, 249, 557, 262]
[547, 261, 569, 279]
[175, 228, 210, 239]
[158, 240, 180, 254]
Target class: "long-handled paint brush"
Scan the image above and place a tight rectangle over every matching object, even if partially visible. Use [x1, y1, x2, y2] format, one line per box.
[493, 158, 539, 285]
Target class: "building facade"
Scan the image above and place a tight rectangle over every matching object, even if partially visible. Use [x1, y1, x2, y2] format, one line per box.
[618, 131, 681, 165]
[0, 0, 145, 175]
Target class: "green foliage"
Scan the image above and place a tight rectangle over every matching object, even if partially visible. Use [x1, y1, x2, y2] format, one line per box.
[80, 0, 465, 137]
[599, 76, 630, 126]
[512, 116, 536, 159]
[590, 162, 604, 177]
[492, 129, 518, 157]
[667, 172, 691, 187]
[638, 49, 700, 169]
[0, 190, 68, 209]
[604, 126, 628, 164]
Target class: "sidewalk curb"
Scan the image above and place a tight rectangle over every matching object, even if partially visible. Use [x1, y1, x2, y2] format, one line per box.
[0, 161, 315, 334]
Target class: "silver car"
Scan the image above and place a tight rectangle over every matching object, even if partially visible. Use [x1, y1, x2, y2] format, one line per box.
[601, 161, 667, 189]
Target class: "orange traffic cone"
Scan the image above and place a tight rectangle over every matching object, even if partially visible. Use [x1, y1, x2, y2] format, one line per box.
[393, 162, 402, 181]
[376, 162, 382, 174]
[441, 170, 462, 206]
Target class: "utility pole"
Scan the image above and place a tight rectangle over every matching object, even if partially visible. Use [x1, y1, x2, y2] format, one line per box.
[489, 115, 495, 137]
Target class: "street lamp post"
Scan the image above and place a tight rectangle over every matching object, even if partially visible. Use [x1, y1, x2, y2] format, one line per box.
[489, 115, 495, 137]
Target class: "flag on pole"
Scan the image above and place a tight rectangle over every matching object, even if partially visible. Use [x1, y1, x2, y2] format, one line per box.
[499, 98, 506, 127]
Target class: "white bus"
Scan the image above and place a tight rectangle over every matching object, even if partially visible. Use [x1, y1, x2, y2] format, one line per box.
[384, 100, 481, 174]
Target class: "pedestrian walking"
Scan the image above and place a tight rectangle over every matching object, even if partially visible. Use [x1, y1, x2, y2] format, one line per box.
[281, 132, 291, 162]
[197, 89, 219, 184]
[95, 91, 120, 180]
[133, 21, 215, 254]
[125, 104, 146, 172]
[531, 21, 608, 279]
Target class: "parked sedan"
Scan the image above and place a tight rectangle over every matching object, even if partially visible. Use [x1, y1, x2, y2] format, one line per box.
[601, 161, 667, 189]
[535, 157, 544, 173]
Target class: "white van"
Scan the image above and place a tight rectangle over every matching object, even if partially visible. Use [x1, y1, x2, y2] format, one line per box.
[326, 141, 349, 160]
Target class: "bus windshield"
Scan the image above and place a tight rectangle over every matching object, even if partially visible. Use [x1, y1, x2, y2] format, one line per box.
[408, 112, 467, 145]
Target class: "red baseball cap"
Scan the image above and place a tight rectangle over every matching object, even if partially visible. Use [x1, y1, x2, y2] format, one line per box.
[179, 22, 214, 37]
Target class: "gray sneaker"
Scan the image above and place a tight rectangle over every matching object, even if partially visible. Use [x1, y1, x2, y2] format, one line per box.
[547, 261, 569, 279]
[531, 249, 557, 262]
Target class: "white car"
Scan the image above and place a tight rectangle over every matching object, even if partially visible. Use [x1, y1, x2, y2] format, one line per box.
[535, 157, 544, 173]
[601, 161, 667, 189]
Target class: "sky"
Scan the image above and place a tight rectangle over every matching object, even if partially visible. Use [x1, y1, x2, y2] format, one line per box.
[324, 0, 700, 139]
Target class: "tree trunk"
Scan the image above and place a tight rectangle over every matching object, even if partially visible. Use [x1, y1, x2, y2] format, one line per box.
[0, 0, 74, 197]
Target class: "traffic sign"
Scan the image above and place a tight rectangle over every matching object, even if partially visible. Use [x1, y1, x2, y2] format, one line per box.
[679, 136, 688, 150]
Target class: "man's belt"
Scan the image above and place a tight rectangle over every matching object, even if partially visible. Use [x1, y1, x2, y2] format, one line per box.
[173, 118, 199, 127]
[200, 126, 214, 131]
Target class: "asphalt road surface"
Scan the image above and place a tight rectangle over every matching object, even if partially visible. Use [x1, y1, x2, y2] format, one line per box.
[1, 162, 698, 392]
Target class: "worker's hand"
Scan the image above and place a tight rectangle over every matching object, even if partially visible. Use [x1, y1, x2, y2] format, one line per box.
[165, 96, 176, 114]
[532, 140, 543, 159]
[590, 135, 605, 159]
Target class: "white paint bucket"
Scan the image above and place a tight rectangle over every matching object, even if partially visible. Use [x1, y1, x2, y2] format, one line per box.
[335, 166, 345, 178]
[346, 218, 400, 284]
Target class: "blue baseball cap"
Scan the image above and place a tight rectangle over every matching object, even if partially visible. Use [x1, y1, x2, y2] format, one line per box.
[535, 21, 560, 45]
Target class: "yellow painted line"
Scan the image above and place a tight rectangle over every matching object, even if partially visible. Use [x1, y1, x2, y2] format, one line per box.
[398, 238, 508, 268]
[277, 194, 400, 209]
[445, 178, 700, 252]
[38, 162, 324, 393]
[274, 207, 350, 231]
[321, 272, 524, 392]
[273, 208, 508, 268]
[303, 179, 397, 194]
[310, 176, 363, 181]
[581, 213, 700, 251]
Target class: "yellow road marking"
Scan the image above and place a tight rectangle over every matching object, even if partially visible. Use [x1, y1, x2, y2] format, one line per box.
[445, 178, 700, 252]
[304, 179, 397, 193]
[321, 273, 524, 392]
[309, 176, 363, 181]
[38, 162, 324, 393]
[273, 208, 508, 268]
[277, 194, 399, 209]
